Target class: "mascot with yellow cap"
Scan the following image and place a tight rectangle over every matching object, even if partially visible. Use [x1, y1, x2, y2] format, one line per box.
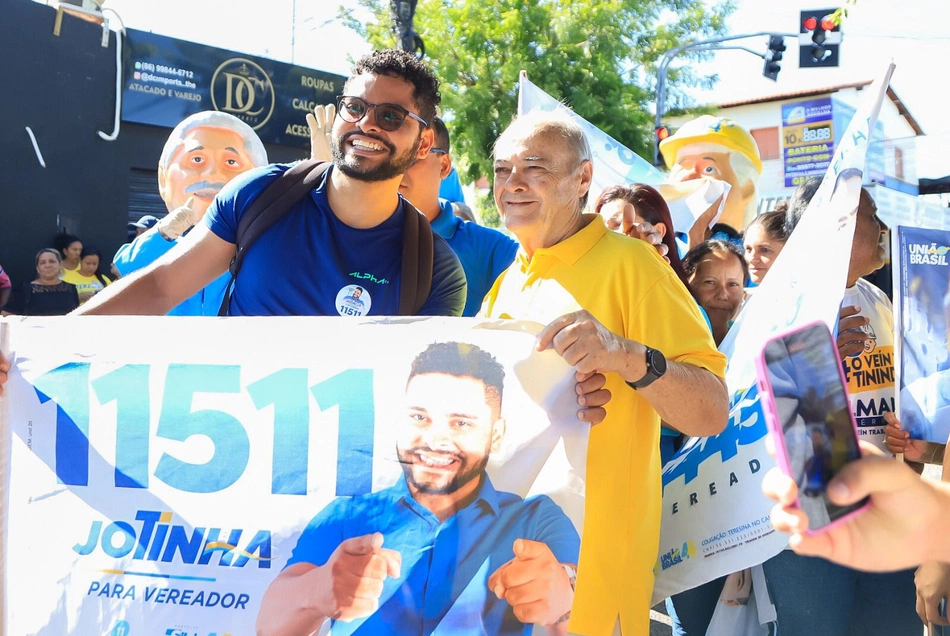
[660, 115, 763, 231]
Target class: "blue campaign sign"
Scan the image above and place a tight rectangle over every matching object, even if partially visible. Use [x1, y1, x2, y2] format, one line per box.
[0, 316, 587, 635]
[781, 97, 835, 187]
[894, 226, 950, 443]
[121, 30, 346, 146]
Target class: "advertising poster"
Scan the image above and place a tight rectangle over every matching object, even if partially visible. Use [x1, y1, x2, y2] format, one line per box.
[893, 225, 950, 444]
[653, 64, 895, 604]
[0, 317, 588, 635]
[122, 30, 346, 146]
[781, 97, 835, 188]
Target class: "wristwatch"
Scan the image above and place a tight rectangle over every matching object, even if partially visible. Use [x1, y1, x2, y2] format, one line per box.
[625, 346, 667, 390]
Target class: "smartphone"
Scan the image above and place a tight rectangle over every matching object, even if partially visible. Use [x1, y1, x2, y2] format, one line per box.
[756, 321, 869, 533]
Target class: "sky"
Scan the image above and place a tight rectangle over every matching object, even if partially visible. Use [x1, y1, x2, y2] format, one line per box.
[61, 0, 950, 178]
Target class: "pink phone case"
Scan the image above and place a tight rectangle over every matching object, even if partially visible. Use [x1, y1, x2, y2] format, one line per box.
[754, 320, 869, 535]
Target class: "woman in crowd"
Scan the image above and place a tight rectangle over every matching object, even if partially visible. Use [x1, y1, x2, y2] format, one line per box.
[683, 239, 748, 346]
[2, 249, 79, 316]
[54, 234, 83, 274]
[743, 207, 788, 286]
[62, 246, 112, 304]
[594, 184, 694, 294]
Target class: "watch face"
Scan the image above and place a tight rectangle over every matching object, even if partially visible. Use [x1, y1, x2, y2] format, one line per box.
[651, 348, 668, 375]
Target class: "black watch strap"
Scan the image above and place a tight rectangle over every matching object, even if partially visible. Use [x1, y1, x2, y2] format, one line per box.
[625, 346, 667, 390]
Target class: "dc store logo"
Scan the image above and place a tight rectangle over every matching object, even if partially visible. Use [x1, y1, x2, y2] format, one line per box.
[210, 58, 275, 131]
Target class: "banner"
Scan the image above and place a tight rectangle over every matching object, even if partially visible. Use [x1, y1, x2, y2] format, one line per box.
[652, 63, 896, 603]
[781, 97, 835, 188]
[893, 225, 950, 443]
[122, 29, 346, 146]
[516, 74, 664, 204]
[0, 317, 588, 635]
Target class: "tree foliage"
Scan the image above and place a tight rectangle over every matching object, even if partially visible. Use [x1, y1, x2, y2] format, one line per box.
[342, 0, 733, 192]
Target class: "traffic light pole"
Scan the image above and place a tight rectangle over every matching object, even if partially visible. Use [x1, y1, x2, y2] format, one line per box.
[653, 31, 796, 166]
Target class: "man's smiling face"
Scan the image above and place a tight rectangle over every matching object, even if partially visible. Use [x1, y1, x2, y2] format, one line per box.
[397, 372, 502, 498]
[331, 73, 432, 183]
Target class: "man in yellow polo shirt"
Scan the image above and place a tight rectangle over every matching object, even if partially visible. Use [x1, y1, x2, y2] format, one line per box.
[482, 111, 729, 636]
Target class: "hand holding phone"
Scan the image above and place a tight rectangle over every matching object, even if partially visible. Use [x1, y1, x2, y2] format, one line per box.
[763, 440, 950, 572]
[756, 321, 869, 534]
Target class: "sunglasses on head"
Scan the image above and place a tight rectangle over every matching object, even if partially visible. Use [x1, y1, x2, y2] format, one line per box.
[336, 96, 428, 132]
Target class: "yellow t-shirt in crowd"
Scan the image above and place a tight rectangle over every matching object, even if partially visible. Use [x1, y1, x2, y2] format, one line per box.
[480, 215, 726, 636]
[61, 270, 111, 303]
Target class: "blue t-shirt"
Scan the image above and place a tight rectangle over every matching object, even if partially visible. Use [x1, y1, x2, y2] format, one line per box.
[431, 200, 518, 317]
[438, 166, 466, 204]
[204, 164, 466, 317]
[287, 475, 580, 635]
[113, 228, 231, 317]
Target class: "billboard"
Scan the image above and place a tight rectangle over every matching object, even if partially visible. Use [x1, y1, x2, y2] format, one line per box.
[781, 97, 835, 188]
[122, 30, 346, 147]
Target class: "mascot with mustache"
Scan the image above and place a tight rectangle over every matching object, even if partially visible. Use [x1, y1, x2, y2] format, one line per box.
[112, 111, 268, 315]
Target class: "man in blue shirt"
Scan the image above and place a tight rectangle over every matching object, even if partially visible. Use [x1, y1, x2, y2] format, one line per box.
[256, 342, 580, 636]
[399, 117, 519, 316]
[112, 111, 268, 316]
[78, 50, 465, 318]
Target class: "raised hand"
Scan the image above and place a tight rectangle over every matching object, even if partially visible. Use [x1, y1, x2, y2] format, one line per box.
[157, 196, 198, 240]
[307, 103, 336, 162]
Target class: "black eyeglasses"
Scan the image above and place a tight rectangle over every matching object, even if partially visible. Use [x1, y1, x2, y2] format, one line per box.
[336, 96, 428, 132]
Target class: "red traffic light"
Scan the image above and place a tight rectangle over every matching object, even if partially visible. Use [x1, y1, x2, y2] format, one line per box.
[803, 16, 818, 30]
[820, 15, 836, 31]
[656, 126, 671, 141]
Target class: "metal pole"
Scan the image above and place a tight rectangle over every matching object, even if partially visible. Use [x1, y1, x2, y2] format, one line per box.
[653, 31, 797, 166]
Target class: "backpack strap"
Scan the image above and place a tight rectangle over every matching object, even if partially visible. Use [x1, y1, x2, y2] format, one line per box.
[397, 201, 434, 316]
[218, 160, 330, 315]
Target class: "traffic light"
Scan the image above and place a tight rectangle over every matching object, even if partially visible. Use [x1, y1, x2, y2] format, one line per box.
[654, 126, 670, 167]
[762, 35, 786, 81]
[800, 9, 841, 68]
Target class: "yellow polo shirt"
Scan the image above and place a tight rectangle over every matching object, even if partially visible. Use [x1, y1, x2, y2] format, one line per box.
[481, 215, 726, 636]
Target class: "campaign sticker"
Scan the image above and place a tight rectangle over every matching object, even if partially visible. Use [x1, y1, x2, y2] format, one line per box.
[336, 285, 371, 316]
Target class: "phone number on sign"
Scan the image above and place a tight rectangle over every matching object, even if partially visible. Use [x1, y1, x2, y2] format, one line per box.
[154, 64, 194, 79]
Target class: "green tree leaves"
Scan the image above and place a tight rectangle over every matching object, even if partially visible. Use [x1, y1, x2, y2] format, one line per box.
[343, 0, 732, 221]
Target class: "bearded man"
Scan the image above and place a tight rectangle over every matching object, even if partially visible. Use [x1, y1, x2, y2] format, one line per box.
[89, 50, 465, 318]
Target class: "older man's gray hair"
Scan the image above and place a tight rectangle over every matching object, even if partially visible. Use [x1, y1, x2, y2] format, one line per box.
[495, 110, 592, 207]
[158, 111, 268, 170]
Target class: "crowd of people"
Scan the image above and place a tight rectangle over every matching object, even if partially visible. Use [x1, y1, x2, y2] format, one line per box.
[0, 48, 948, 636]
[0, 234, 114, 317]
